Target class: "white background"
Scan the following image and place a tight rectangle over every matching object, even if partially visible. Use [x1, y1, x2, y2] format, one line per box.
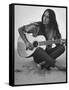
[0, 0, 69, 90]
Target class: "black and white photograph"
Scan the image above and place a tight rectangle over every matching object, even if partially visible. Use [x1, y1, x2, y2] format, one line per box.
[9, 4, 67, 86]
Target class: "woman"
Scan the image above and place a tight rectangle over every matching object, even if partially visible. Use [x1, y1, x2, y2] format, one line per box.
[18, 9, 65, 70]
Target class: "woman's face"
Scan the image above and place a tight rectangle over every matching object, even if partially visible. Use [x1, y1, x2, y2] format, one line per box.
[43, 11, 50, 25]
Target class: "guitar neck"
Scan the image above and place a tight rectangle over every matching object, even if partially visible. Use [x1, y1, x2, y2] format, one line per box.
[38, 39, 65, 46]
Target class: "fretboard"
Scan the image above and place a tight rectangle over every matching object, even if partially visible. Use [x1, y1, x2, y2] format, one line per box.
[38, 39, 66, 46]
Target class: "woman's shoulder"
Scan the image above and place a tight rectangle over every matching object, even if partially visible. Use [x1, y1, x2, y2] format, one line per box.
[29, 21, 43, 26]
[22, 21, 43, 28]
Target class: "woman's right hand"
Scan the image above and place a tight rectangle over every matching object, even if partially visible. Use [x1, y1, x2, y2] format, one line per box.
[25, 41, 34, 50]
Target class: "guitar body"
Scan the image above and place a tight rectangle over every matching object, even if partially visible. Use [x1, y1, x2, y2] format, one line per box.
[17, 34, 46, 58]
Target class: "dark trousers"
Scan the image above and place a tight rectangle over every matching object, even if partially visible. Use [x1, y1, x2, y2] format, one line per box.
[33, 44, 65, 68]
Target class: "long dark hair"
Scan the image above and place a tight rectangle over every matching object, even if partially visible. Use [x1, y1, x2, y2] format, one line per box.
[42, 9, 61, 39]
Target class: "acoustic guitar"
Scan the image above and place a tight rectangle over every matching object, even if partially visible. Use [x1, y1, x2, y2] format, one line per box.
[17, 34, 66, 58]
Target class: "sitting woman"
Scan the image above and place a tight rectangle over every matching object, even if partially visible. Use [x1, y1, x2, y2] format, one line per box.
[18, 9, 65, 70]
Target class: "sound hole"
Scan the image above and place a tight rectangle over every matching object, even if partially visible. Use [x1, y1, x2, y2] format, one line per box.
[33, 41, 38, 47]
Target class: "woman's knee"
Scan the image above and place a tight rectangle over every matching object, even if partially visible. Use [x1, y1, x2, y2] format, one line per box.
[33, 47, 45, 64]
[33, 47, 44, 55]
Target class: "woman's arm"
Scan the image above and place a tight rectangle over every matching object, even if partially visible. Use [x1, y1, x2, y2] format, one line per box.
[18, 26, 29, 44]
[18, 22, 40, 42]
[54, 30, 62, 46]
[18, 23, 40, 50]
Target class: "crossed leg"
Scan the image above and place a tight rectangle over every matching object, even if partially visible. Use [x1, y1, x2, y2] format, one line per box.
[33, 44, 65, 70]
